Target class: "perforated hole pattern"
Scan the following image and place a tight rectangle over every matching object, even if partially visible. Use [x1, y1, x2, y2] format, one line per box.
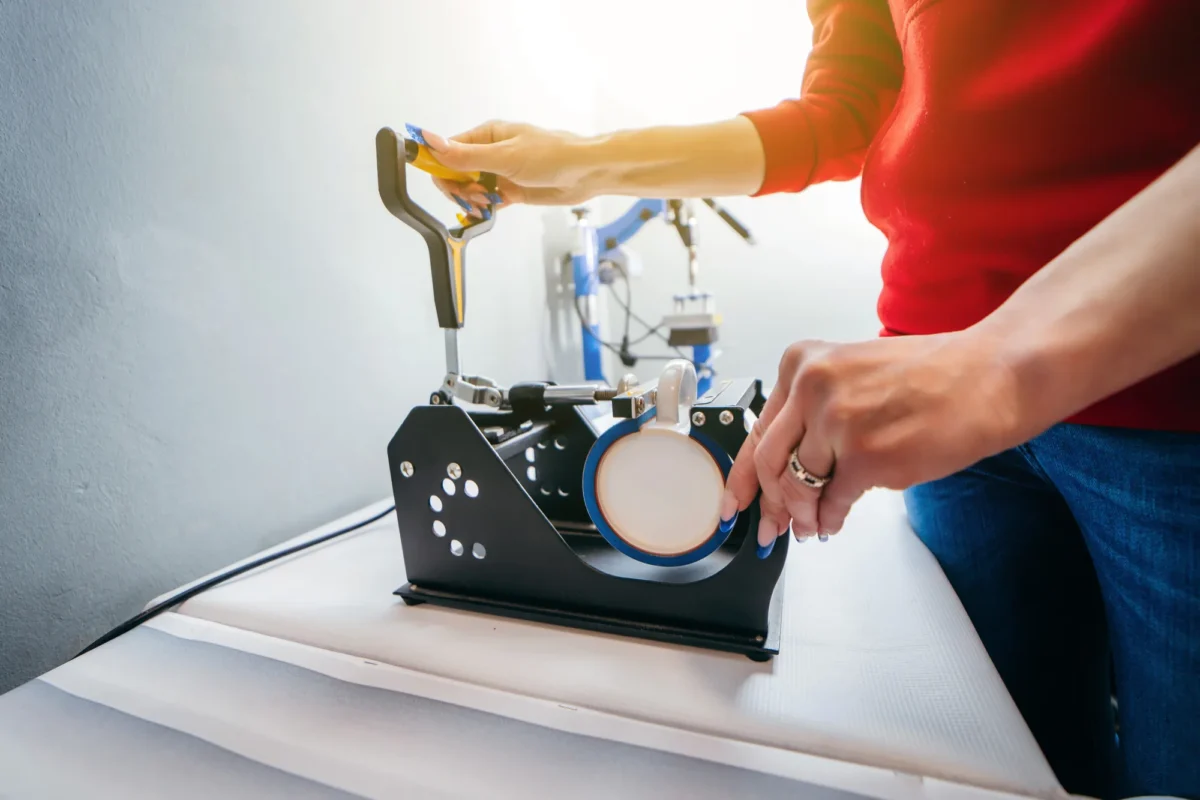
[421, 468, 487, 563]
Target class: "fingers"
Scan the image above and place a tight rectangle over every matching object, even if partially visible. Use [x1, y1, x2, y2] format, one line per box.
[747, 406, 799, 554]
[423, 124, 515, 176]
[722, 347, 811, 558]
[433, 178, 507, 220]
[722, 337, 872, 548]
[752, 396, 805, 520]
[460, 183, 494, 208]
[817, 471, 867, 536]
[433, 177, 474, 216]
[722, 414, 763, 520]
[721, 383, 790, 521]
[777, 429, 835, 539]
[755, 492, 790, 556]
[445, 120, 517, 146]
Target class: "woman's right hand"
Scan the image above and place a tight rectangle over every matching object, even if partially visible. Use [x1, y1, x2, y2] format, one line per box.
[418, 121, 598, 213]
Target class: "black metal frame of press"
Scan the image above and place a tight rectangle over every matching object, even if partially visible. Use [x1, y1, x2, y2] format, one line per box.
[388, 377, 789, 661]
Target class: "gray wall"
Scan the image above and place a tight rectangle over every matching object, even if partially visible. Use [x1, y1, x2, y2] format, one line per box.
[0, 0, 594, 692]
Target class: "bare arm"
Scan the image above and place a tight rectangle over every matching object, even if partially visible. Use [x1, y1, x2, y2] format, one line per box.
[723, 141, 1200, 546]
[575, 117, 766, 198]
[578, 0, 901, 199]
[985, 141, 1200, 437]
[423, 0, 900, 209]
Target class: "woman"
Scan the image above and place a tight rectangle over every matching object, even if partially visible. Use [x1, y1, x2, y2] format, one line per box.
[421, 2, 1200, 797]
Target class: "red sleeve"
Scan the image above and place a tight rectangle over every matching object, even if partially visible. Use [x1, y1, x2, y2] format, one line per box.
[742, 0, 903, 195]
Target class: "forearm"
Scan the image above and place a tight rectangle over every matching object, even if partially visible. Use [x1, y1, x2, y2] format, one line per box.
[576, 117, 766, 198]
[980, 142, 1200, 433]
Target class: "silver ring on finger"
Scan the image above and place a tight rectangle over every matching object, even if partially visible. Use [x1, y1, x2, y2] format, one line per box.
[789, 447, 832, 489]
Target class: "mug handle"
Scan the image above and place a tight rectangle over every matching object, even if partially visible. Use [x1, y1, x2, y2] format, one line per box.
[646, 359, 698, 433]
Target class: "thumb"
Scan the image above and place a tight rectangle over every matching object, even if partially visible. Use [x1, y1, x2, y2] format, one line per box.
[423, 129, 513, 176]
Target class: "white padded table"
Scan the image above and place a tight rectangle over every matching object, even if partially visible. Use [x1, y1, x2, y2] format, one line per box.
[0, 489, 1068, 799]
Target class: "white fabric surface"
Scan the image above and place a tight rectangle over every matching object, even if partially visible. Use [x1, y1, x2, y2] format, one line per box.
[160, 488, 1064, 798]
[7, 618, 935, 799]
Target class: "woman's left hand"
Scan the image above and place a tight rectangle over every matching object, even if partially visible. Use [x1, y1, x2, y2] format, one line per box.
[720, 330, 1032, 550]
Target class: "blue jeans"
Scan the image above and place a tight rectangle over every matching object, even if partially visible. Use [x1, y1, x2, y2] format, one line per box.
[905, 423, 1200, 800]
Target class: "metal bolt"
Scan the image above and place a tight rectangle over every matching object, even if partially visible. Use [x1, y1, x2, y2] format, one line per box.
[755, 635, 764, 643]
[399, 461, 414, 478]
[447, 463, 462, 480]
[691, 411, 706, 427]
[719, 410, 735, 426]
[410, 584, 418, 591]
[430, 394, 442, 405]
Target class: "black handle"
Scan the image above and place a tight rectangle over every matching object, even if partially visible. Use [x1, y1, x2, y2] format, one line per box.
[376, 127, 495, 330]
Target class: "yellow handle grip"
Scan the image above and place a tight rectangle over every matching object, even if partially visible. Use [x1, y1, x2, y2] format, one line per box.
[404, 139, 480, 183]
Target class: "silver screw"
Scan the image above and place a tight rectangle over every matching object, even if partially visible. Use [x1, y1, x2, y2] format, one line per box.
[755, 635, 764, 643]
[719, 410, 735, 426]
[399, 461, 414, 478]
[691, 411, 706, 427]
[447, 463, 462, 480]
[430, 394, 442, 405]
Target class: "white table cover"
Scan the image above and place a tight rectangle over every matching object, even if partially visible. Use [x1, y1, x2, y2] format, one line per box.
[0, 489, 1068, 799]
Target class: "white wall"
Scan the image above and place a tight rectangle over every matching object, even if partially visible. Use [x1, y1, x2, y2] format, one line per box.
[576, 0, 887, 385]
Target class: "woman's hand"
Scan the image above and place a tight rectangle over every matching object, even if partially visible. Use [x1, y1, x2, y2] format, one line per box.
[721, 141, 1200, 553]
[721, 330, 1031, 551]
[416, 116, 767, 215]
[420, 121, 599, 212]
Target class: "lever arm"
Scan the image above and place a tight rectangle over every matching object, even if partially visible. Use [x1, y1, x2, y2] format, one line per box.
[375, 127, 496, 331]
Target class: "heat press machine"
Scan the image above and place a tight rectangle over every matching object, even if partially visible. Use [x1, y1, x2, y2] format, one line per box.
[568, 196, 755, 396]
[375, 125, 787, 661]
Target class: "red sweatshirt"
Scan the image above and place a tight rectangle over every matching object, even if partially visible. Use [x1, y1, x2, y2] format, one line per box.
[743, 0, 1200, 432]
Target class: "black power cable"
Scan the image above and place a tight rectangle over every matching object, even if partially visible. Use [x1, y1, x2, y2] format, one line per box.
[604, 268, 686, 354]
[571, 259, 688, 368]
[73, 504, 396, 660]
[572, 294, 686, 367]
